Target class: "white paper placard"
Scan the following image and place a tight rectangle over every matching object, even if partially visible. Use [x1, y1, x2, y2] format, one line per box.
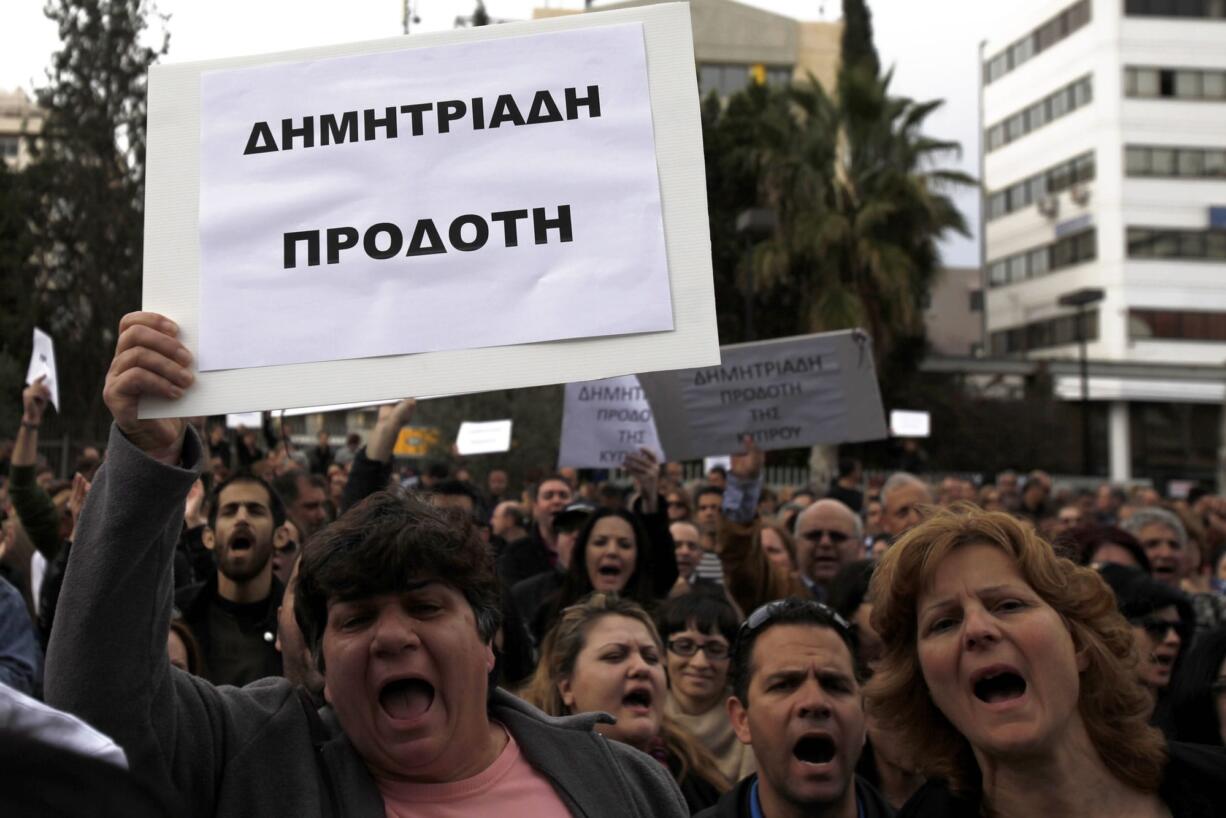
[25, 328, 60, 412]
[637, 330, 888, 460]
[139, 2, 719, 418]
[889, 409, 931, 438]
[198, 23, 671, 371]
[703, 455, 731, 474]
[558, 374, 662, 468]
[225, 412, 264, 429]
[456, 419, 512, 455]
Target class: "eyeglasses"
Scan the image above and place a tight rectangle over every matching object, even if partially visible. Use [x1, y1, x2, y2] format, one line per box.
[667, 637, 730, 660]
[736, 599, 852, 652]
[1130, 615, 1184, 642]
[667, 500, 688, 509]
[800, 528, 850, 544]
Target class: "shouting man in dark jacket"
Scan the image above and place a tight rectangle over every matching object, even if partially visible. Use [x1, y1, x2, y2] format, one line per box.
[174, 471, 286, 686]
[697, 598, 893, 818]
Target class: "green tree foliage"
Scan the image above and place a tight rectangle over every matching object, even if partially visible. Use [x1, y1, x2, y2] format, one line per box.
[703, 64, 975, 378]
[840, 0, 880, 81]
[19, 0, 166, 441]
[0, 161, 35, 435]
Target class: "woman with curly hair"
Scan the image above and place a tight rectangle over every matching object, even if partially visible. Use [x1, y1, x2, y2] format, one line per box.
[865, 505, 1225, 817]
[521, 593, 729, 814]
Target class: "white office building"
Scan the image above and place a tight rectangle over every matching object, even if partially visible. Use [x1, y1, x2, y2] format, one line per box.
[981, 0, 1226, 484]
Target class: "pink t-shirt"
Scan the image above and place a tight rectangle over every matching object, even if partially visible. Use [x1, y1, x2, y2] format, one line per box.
[375, 726, 573, 818]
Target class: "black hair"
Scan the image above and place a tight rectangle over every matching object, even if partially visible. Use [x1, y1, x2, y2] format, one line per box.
[695, 485, 724, 501]
[531, 474, 573, 501]
[655, 588, 739, 644]
[1098, 563, 1193, 625]
[707, 465, 727, 478]
[837, 457, 860, 479]
[1068, 525, 1152, 574]
[827, 559, 875, 621]
[1167, 624, 1226, 746]
[432, 479, 485, 510]
[270, 469, 309, 507]
[294, 489, 502, 669]
[1186, 485, 1211, 507]
[207, 472, 287, 529]
[425, 461, 451, 481]
[730, 598, 861, 705]
[546, 508, 656, 628]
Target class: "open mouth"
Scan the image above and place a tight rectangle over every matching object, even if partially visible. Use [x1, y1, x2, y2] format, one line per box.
[793, 735, 836, 765]
[229, 533, 253, 552]
[973, 671, 1027, 704]
[1152, 652, 1175, 669]
[598, 565, 623, 577]
[623, 688, 653, 711]
[379, 678, 435, 722]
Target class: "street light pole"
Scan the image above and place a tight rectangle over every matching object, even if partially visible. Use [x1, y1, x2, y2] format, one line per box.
[1058, 287, 1104, 477]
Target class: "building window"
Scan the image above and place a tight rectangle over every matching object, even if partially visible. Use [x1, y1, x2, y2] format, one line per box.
[985, 75, 1093, 153]
[986, 229, 1097, 288]
[1130, 309, 1226, 341]
[990, 310, 1100, 355]
[984, 1, 1092, 85]
[986, 151, 1095, 222]
[0, 135, 19, 159]
[1125, 66, 1226, 100]
[1125, 0, 1226, 19]
[1127, 227, 1226, 260]
[698, 63, 792, 98]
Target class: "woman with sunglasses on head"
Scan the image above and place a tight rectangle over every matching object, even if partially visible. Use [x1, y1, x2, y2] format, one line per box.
[656, 590, 756, 785]
[523, 593, 730, 814]
[866, 505, 1226, 818]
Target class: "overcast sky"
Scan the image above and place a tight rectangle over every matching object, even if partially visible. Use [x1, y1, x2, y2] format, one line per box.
[1, 0, 1008, 267]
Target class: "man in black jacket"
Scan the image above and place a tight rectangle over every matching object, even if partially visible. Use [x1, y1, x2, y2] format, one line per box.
[697, 598, 893, 818]
[175, 472, 285, 686]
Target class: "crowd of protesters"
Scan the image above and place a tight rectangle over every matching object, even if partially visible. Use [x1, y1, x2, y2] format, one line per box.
[0, 311, 1223, 816]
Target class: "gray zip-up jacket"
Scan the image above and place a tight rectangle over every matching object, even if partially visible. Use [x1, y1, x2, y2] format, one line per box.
[46, 425, 688, 818]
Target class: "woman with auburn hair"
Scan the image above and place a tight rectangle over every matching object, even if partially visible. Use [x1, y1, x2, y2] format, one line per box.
[522, 593, 729, 814]
[753, 521, 796, 571]
[865, 505, 1225, 817]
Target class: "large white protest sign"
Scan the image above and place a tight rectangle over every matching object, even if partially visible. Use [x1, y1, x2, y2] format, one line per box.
[637, 330, 888, 460]
[558, 375, 662, 468]
[198, 23, 671, 371]
[25, 328, 60, 412]
[140, 3, 719, 418]
[456, 420, 513, 455]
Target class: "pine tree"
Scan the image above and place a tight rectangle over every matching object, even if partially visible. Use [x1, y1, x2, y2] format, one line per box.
[472, 1, 491, 27]
[22, 0, 167, 440]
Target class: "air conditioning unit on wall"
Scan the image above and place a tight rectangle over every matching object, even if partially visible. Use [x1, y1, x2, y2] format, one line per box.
[1037, 195, 1060, 219]
[1070, 184, 1090, 206]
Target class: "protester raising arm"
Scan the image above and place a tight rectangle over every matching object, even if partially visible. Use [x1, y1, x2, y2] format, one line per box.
[7, 378, 64, 564]
[339, 397, 415, 513]
[44, 313, 310, 816]
[717, 437, 804, 615]
[623, 447, 678, 597]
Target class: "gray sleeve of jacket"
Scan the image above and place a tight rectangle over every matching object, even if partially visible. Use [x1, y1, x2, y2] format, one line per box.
[44, 425, 226, 812]
[607, 738, 691, 818]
